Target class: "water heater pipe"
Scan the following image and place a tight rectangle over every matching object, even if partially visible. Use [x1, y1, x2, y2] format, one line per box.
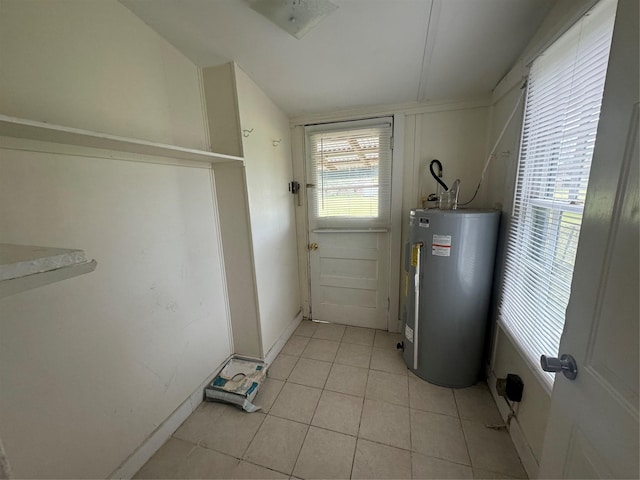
[413, 242, 423, 370]
[459, 84, 526, 206]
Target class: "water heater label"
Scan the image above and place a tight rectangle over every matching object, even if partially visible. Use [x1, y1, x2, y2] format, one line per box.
[418, 217, 429, 228]
[432, 234, 451, 256]
[411, 244, 419, 266]
[405, 324, 414, 342]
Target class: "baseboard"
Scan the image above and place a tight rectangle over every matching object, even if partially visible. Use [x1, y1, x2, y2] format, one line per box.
[109, 357, 232, 479]
[109, 312, 303, 479]
[486, 369, 540, 479]
[264, 311, 303, 366]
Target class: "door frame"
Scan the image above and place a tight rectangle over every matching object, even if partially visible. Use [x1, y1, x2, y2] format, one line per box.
[291, 114, 405, 332]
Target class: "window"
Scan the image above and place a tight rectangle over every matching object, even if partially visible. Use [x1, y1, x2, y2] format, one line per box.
[306, 118, 393, 229]
[500, 0, 616, 387]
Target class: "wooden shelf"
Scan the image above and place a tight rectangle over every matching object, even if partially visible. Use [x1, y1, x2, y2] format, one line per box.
[0, 244, 97, 299]
[0, 115, 244, 164]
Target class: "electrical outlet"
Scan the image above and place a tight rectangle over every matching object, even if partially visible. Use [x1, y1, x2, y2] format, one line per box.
[496, 374, 524, 402]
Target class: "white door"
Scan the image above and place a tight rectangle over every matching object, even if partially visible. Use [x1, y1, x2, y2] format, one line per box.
[306, 118, 393, 329]
[539, 1, 639, 477]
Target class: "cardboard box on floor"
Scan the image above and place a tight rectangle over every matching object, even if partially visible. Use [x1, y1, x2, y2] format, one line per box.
[204, 356, 267, 412]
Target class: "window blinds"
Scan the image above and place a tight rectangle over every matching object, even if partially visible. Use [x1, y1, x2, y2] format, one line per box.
[500, 0, 616, 387]
[306, 119, 393, 229]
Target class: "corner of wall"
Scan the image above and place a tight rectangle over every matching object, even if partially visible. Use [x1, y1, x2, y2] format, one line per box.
[201, 63, 244, 157]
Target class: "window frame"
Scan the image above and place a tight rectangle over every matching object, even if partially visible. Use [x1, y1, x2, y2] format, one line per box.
[498, 0, 617, 390]
[305, 117, 394, 230]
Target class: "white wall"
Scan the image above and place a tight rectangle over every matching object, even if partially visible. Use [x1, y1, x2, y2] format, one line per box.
[234, 66, 301, 355]
[0, 1, 232, 477]
[401, 105, 490, 243]
[291, 101, 490, 325]
[0, 0, 208, 150]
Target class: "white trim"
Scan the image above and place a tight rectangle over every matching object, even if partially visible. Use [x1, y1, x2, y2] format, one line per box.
[208, 169, 236, 358]
[0, 115, 243, 164]
[0, 136, 220, 170]
[417, 0, 441, 102]
[197, 67, 212, 152]
[290, 126, 311, 319]
[388, 114, 405, 332]
[108, 358, 231, 479]
[497, 319, 554, 395]
[486, 369, 540, 479]
[263, 311, 303, 365]
[290, 96, 490, 127]
[491, 0, 600, 104]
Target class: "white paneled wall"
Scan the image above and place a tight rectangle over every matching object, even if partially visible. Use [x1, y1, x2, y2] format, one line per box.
[0, 1, 232, 477]
[234, 67, 301, 355]
[0, 151, 232, 478]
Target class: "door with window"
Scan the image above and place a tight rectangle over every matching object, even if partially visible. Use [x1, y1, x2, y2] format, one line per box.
[305, 118, 393, 329]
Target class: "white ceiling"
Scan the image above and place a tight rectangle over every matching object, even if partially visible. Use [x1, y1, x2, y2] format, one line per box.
[120, 0, 555, 117]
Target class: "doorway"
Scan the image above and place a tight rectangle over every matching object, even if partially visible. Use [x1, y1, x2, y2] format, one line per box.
[304, 118, 395, 329]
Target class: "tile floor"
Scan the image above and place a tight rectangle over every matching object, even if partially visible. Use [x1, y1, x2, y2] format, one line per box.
[135, 321, 527, 479]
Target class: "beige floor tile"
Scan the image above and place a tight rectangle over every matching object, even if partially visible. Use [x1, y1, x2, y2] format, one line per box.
[229, 461, 289, 479]
[311, 390, 363, 436]
[269, 382, 322, 424]
[462, 419, 527, 478]
[412, 453, 473, 479]
[454, 383, 503, 425]
[173, 402, 265, 458]
[334, 342, 372, 369]
[359, 399, 411, 450]
[253, 378, 285, 414]
[472, 468, 519, 479]
[295, 320, 318, 337]
[351, 438, 412, 479]
[410, 409, 470, 465]
[373, 330, 402, 350]
[342, 326, 376, 346]
[269, 354, 299, 381]
[287, 357, 332, 389]
[292, 426, 356, 479]
[409, 376, 457, 417]
[365, 369, 409, 406]
[134, 437, 239, 479]
[281, 335, 311, 356]
[370, 347, 408, 375]
[325, 363, 369, 397]
[243, 416, 308, 475]
[301, 338, 340, 362]
[312, 322, 346, 342]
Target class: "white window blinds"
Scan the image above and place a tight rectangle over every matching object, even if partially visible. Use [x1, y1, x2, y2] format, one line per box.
[306, 118, 393, 229]
[500, 0, 616, 387]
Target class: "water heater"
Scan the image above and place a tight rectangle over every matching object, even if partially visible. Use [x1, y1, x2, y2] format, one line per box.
[401, 208, 500, 388]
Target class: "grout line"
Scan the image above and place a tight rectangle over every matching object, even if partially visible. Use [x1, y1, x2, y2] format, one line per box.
[411, 450, 475, 469]
[350, 359, 369, 479]
[453, 388, 474, 469]
[289, 418, 312, 477]
[237, 411, 267, 461]
[240, 458, 295, 477]
[355, 435, 414, 454]
[290, 352, 339, 479]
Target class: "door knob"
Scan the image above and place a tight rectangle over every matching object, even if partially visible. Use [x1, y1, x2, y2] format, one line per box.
[309, 243, 318, 250]
[540, 354, 578, 380]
